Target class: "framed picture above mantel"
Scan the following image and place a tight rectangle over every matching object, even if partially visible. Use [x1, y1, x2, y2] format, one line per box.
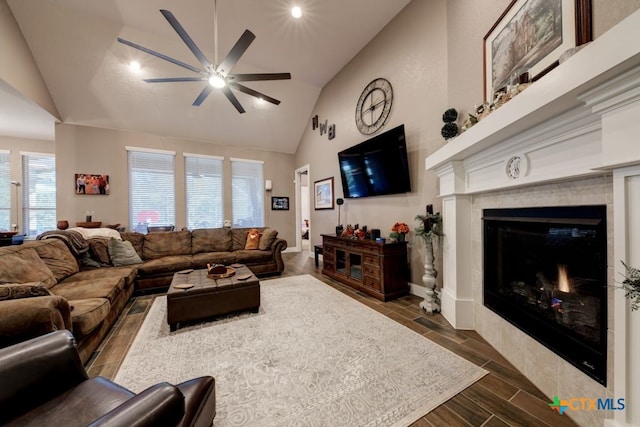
[483, 0, 592, 102]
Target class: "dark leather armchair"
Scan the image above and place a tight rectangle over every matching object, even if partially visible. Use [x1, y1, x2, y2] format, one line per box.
[0, 330, 216, 426]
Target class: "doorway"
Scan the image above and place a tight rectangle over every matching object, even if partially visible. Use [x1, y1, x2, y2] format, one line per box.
[294, 164, 310, 256]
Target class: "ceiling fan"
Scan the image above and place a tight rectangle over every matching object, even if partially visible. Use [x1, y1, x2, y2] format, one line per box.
[117, 4, 291, 113]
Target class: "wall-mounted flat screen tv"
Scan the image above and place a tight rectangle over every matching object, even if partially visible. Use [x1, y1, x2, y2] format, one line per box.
[338, 124, 411, 198]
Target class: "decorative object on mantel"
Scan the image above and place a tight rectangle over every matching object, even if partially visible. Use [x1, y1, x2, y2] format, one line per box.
[441, 108, 459, 140]
[415, 204, 443, 314]
[56, 220, 69, 230]
[620, 261, 640, 311]
[389, 222, 409, 243]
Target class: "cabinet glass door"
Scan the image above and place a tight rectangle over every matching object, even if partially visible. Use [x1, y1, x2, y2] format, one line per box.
[336, 249, 346, 276]
[349, 253, 362, 281]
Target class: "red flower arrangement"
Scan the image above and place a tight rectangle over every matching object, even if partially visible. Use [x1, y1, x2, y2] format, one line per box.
[391, 222, 410, 234]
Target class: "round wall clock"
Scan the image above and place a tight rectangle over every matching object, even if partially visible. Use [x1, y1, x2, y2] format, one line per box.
[355, 78, 393, 135]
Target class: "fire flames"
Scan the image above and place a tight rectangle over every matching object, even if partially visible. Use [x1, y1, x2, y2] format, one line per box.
[558, 264, 571, 292]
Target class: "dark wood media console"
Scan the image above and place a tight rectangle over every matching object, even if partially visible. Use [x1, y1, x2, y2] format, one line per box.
[321, 234, 408, 301]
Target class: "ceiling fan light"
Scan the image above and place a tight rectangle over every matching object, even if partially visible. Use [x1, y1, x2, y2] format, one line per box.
[209, 74, 226, 88]
[129, 61, 141, 73]
[291, 6, 302, 19]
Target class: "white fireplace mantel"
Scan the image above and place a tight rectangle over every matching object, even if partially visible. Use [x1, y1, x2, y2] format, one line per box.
[425, 10, 640, 427]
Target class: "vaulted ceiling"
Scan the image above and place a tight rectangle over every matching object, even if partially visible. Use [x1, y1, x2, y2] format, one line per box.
[6, 0, 411, 153]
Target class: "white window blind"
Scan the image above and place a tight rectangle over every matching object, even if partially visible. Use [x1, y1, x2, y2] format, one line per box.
[185, 155, 224, 229]
[231, 159, 264, 227]
[128, 150, 175, 233]
[22, 153, 56, 237]
[0, 152, 10, 231]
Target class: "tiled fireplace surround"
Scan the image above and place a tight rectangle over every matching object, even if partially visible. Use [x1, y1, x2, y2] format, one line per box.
[425, 11, 640, 427]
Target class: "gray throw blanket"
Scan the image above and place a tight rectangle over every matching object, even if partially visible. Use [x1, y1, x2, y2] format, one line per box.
[37, 230, 90, 256]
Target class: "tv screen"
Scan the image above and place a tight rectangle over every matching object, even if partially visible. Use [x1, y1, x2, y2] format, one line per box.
[338, 124, 411, 198]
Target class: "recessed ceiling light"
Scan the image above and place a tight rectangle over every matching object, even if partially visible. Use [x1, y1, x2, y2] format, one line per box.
[129, 61, 141, 72]
[291, 6, 302, 19]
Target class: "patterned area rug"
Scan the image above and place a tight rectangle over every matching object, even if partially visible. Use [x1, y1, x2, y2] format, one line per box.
[114, 275, 487, 426]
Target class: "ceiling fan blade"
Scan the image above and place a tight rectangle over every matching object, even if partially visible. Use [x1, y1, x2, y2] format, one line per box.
[229, 73, 292, 82]
[117, 37, 204, 75]
[144, 77, 207, 83]
[230, 83, 281, 105]
[216, 30, 256, 76]
[160, 9, 211, 71]
[222, 86, 246, 113]
[193, 85, 214, 106]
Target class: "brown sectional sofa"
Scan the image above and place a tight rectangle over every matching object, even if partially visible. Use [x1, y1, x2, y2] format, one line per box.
[0, 239, 136, 363]
[121, 227, 287, 293]
[0, 227, 286, 362]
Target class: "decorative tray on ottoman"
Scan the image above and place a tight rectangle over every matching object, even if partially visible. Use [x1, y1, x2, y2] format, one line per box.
[207, 266, 236, 279]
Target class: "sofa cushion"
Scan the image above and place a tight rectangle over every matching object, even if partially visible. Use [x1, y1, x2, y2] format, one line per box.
[138, 255, 194, 276]
[143, 230, 191, 260]
[31, 240, 80, 281]
[50, 277, 125, 303]
[108, 238, 143, 266]
[68, 298, 111, 336]
[191, 252, 236, 269]
[258, 228, 278, 250]
[191, 228, 232, 254]
[0, 246, 57, 288]
[234, 249, 274, 263]
[64, 266, 138, 289]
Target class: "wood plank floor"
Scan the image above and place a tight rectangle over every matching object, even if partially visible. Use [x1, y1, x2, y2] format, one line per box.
[86, 251, 578, 426]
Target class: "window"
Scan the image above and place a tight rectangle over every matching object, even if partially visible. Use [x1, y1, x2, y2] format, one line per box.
[0, 151, 10, 231]
[231, 158, 264, 227]
[127, 148, 175, 233]
[185, 154, 223, 229]
[22, 153, 56, 237]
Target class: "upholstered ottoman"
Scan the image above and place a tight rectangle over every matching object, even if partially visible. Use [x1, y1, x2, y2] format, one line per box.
[167, 265, 260, 331]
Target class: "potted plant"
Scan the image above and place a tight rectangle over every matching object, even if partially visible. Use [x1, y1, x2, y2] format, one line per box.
[621, 261, 640, 311]
[415, 205, 443, 314]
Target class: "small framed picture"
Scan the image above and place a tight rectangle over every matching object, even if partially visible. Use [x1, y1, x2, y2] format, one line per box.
[314, 177, 334, 210]
[75, 174, 110, 195]
[271, 196, 289, 211]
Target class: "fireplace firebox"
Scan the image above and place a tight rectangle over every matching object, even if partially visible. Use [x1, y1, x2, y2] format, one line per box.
[483, 205, 607, 385]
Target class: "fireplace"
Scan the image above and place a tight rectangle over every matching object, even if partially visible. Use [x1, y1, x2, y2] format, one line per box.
[483, 205, 607, 385]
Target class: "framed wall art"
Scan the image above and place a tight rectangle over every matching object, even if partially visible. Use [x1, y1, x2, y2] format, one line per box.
[75, 174, 110, 195]
[271, 196, 289, 211]
[483, 0, 592, 101]
[314, 177, 334, 210]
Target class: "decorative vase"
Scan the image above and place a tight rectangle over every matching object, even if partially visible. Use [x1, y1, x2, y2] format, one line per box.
[57, 220, 69, 230]
[420, 238, 440, 314]
[397, 233, 405, 243]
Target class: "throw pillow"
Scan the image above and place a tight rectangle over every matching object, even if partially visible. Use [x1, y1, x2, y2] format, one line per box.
[108, 238, 143, 266]
[0, 283, 51, 301]
[244, 228, 262, 250]
[258, 228, 279, 250]
[88, 238, 112, 265]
